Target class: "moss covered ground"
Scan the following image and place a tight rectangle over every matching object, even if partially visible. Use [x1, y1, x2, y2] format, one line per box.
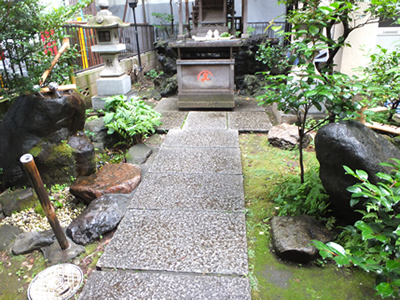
[240, 133, 379, 300]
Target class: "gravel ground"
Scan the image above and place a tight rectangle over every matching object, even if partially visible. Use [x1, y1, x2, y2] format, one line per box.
[1, 187, 85, 232]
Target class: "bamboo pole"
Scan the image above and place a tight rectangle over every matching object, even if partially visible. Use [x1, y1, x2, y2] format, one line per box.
[20, 154, 70, 250]
[40, 38, 71, 85]
[40, 84, 77, 93]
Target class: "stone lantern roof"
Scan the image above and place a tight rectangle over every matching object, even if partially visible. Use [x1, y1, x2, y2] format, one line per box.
[81, 0, 130, 29]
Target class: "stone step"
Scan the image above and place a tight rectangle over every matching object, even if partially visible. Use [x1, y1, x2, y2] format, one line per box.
[148, 147, 242, 174]
[97, 210, 249, 275]
[183, 112, 227, 130]
[163, 129, 239, 148]
[129, 173, 244, 211]
[79, 270, 251, 300]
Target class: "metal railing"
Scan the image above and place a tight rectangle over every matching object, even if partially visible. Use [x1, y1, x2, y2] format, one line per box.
[63, 22, 156, 71]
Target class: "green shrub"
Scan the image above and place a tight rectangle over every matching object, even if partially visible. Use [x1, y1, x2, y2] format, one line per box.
[102, 95, 162, 146]
[313, 160, 400, 298]
[270, 166, 333, 227]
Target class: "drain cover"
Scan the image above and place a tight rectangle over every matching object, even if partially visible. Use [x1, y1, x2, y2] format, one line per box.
[28, 264, 83, 300]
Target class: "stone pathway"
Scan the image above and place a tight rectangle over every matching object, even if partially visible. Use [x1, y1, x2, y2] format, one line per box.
[79, 98, 272, 299]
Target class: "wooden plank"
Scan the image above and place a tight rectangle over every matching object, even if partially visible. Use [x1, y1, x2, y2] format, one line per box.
[365, 121, 400, 135]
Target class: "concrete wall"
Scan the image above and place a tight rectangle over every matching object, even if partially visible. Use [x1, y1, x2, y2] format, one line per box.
[75, 51, 159, 107]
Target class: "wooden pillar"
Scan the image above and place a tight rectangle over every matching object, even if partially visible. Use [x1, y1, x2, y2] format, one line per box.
[241, 0, 249, 38]
[142, 0, 147, 24]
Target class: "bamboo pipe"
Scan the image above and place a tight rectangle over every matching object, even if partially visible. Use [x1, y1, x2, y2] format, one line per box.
[40, 37, 70, 85]
[40, 84, 77, 93]
[20, 154, 70, 250]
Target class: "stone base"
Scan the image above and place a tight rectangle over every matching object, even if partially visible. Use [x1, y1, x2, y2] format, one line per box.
[96, 75, 131, 96]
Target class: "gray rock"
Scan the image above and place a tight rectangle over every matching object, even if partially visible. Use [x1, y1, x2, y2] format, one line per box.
[315, 120, 400, 222]
[84, 117, 121, 149]
[12, 230, 55, 255]
[271, 215, 333, 263]
[0, 188, 38, 217]
[268, 123, 311, 150]
[67, 133, 96, 177]
[0, 225, 23, 252]
[66, 193, 132, 245]
[41, 232, 85, 264]
[126, 143, 153, 165]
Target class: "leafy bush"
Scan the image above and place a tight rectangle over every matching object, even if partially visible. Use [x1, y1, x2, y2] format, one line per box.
[102, 95, 162, 146]
[270, 166, 333, 227]
[313, 160, 400, 298]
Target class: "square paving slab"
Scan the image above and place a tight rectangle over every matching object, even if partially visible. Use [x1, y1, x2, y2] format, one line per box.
[79, 270, 251, 300]
[163, 129, 239, 148]
[148, 147, 242, 174]
[154, 97, 179, 112]
[183, 112, 227, 130]
[129, 173, 245, 211]
[97, 210, 249, 275]
[228, 111, 273, 132]
[234, 98, 266, 112]
[156, 111, 187, 132]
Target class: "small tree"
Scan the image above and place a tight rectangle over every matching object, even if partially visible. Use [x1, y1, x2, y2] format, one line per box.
[360, 45, 400, 123]
[257, 0, 399, 182]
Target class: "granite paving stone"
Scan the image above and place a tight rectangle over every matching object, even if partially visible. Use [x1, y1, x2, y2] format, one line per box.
[129, 173, 245, 211]
[154, 97, 179, 112]
[163, 129, 239, 148]
[148, 147, 242, 174]
[228, 111, 273, 132]
[156, 111, 188, 132]
[183, 112, 227, 130]
[79, 270, 251, 300]
[97, 210, 249, 275]
[235, 97, 266, 112]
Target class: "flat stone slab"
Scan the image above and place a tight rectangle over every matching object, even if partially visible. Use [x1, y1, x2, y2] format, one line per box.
[79, 270, 250, 300]
[129, 173, 244, 211]
[148, 147, 242, 174]
[228, 112, 272, 132]
[235, 98, 266, 112]
[163, 129, 239, 148]
[97, 210, 248, 275]
[156, 112, 188, 132]
[154, 97, 179, 112]
[183, 112, 227, 130]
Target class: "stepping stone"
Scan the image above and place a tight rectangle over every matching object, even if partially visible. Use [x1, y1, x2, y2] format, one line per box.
[156, 111, 188, 132]
[148, 147, 242, 174]
[70, 163, 141, 204]
[228, 111, 272, 132]
[183, 112, 227, 130]
[163, 129, 239, 148]
[154, 97, 179, 112]
[97, 210, 249, 275]
[79, 270, 251, 300]
[235, 98, 266, 112]
[129, 173, 244, 211]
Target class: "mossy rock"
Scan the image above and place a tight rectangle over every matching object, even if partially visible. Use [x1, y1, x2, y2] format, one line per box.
[0, 188, 38, 217]
[29, 141, 77, 187]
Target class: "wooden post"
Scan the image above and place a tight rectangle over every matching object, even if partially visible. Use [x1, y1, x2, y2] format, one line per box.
[20, 154, 70, 251]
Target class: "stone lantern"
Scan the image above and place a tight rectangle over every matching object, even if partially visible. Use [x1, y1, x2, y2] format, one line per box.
[81, 0, 131, 109]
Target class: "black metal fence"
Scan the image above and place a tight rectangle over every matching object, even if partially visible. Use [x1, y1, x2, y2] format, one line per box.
[63, 23, 156, 72]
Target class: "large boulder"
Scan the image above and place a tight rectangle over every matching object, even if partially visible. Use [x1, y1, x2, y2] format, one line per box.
[66, 193, 132, 245]
[12, 229, 56, 255]
[153, 73, 178, 98]
[70, 163, 141, 204]
[0, 92, 88, 190]
[271, 215, 333, 263]
[154, 39, 178, 76]
[315, 120, 400, 222]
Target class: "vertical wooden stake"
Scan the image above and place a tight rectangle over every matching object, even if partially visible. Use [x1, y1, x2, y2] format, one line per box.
[20, 154, 70, 250]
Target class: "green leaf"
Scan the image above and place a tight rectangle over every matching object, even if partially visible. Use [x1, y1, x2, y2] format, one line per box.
[309, 25, 319, 36]
[375, 282, 394, 298]
[386, 260, 400, 272]
[347, 186, 361, 193]
[355, 170, 368, 181]
[333, 255, 350, 266]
